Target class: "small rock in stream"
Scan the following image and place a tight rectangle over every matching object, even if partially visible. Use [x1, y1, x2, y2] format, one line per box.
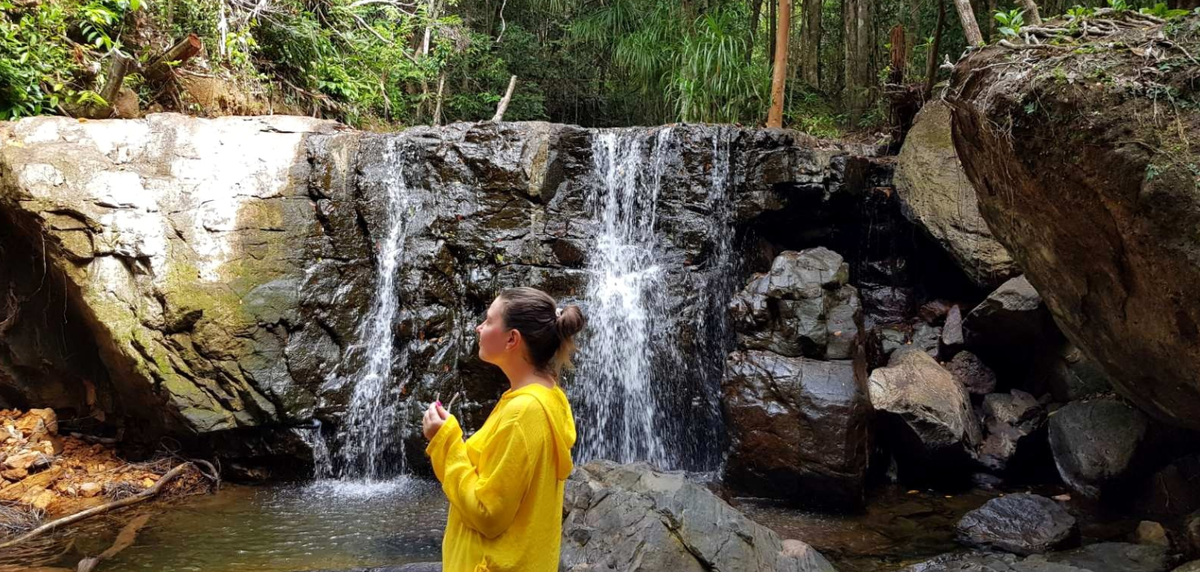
[956, 493, 1078, 555]
[904, 542, 1171, 572]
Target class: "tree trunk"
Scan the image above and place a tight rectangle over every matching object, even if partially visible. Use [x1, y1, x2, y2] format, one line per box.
[924, 0, 946, 99]
[748, 0, 764, 64]
[953, 0, 984, 47]
[1017, 0, 1042, 25]
[844, 0, 873, 126]
[768, 0, 777, 69]
[889, 25, 906, 85]
[491, 75, 517, 122]
[798, 0, 822, 89]
[767, 0, 791, 128]
[986, 0, 997, 42]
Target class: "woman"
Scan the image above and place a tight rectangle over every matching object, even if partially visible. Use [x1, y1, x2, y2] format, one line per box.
[422, 287, 584, 572]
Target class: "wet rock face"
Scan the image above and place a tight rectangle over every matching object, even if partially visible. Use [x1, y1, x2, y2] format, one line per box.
[894, 101, 1017, 289]
[956, 493, 1078, 555]
[729, 248, 861, 360]
[561, 460, 836, 572]
[1048, 398, 1150, 499]
[948, 28, 1200, 430]
[867, 347, 981, 484]
[0, 115, 866, 469]
[721, 350, 870, 510]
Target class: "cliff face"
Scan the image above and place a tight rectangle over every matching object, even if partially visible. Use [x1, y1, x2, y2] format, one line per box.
[0, 114, 873, 470]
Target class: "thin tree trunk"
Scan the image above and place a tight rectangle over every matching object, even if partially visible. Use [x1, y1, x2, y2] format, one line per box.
[767, 0, 791, 128]
[924, 0, 946, 99]
[907, 0, 921, 72]
[986, 0, 997, 42]
[491, 75, 517, 122]
[748, 0, 764, 64]
[844, 0, 872, 125]
[953, 0, 984, 47]
[1018, 0, 1042, 25]
[433, 73, 446, 125]
[768, 0, 777, 68]
[798, 0, 822, 89]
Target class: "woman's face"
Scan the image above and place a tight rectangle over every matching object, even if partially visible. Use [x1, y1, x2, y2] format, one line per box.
[476, 297, 515, 366]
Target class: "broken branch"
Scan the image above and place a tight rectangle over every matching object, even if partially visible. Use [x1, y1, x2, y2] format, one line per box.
[0, 462, 198, 550]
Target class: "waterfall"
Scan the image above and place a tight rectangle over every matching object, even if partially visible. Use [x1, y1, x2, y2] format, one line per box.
[315, 138, 413, 483]
[573, 130, 672, 467]
[573, 128, 734, 471]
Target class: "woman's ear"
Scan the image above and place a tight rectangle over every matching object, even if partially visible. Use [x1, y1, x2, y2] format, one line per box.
[506, 329, 520, 352]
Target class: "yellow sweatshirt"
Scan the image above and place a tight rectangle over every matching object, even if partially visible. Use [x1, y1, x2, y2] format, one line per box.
[425, 383, 577, 572]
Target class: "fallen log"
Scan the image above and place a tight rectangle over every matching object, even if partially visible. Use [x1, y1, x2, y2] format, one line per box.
[144, 34, 203, 84]
[75, 513, 151, 572]
[0, 463, 192, 550]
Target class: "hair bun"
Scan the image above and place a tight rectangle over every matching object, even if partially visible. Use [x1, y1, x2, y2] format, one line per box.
[555, 304, 586, 340]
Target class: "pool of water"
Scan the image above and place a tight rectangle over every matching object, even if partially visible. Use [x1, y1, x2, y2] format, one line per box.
[2, 478, 447, 572]
[2, 478, 1138, 572]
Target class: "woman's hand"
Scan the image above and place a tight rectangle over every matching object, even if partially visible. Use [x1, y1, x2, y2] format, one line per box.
[423, 401, 449, 440]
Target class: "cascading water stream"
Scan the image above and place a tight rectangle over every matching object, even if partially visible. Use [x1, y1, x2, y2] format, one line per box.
[311, 138, 414, 486]
[574, 130, 672, 467]
[573, 128, 735, 471]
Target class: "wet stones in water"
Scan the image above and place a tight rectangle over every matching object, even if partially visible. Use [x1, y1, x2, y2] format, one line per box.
[903, 542, 1171, 572]
[1134, 521, 1170, 549]
[729, 248, 862, 360]
[978, 390, 1047, 474]
[561, 460, 837, 572]
[1176, 562, 1200, 572]
[947, 351, 999, 396]
[1049, 398, 1150, 499]
[956, 493, 1078, 555]
[721, 350, 870, 510]
[868, 347, 981, 484]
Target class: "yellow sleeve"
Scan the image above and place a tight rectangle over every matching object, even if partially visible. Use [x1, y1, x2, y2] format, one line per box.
[424, 401, 544, 539]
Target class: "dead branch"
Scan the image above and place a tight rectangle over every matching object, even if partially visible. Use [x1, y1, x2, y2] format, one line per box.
[75, 513, 151, 572]
[0, 463, 199, 550]
[490, 75, 517, 122]
[144, 34, 203, 84]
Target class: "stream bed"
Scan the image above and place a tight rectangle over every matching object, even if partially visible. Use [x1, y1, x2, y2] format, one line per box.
[2, 479, 1141, 572]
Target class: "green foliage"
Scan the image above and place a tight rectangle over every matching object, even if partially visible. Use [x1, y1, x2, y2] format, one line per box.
[1139, 3, 1189, 19]
[994, 9, 1026, 39]
[1107, 0, 1131, 13]
[1067, 6, 1096, 19]
[0, 1, 74, 118]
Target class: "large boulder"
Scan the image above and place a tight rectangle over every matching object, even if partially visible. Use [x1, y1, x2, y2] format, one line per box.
[1048, 398, 1151, 499]
[956, 493, 1078, 555]
[948, 19, 1200, 430]
[729, 248, 861, 360]
[868, 347, 981, 483]
[560, 460, 836, 572]
[904, 543, 1171, 572]
[722, 350, 870, 509]
[895, 101, 1017, 289]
